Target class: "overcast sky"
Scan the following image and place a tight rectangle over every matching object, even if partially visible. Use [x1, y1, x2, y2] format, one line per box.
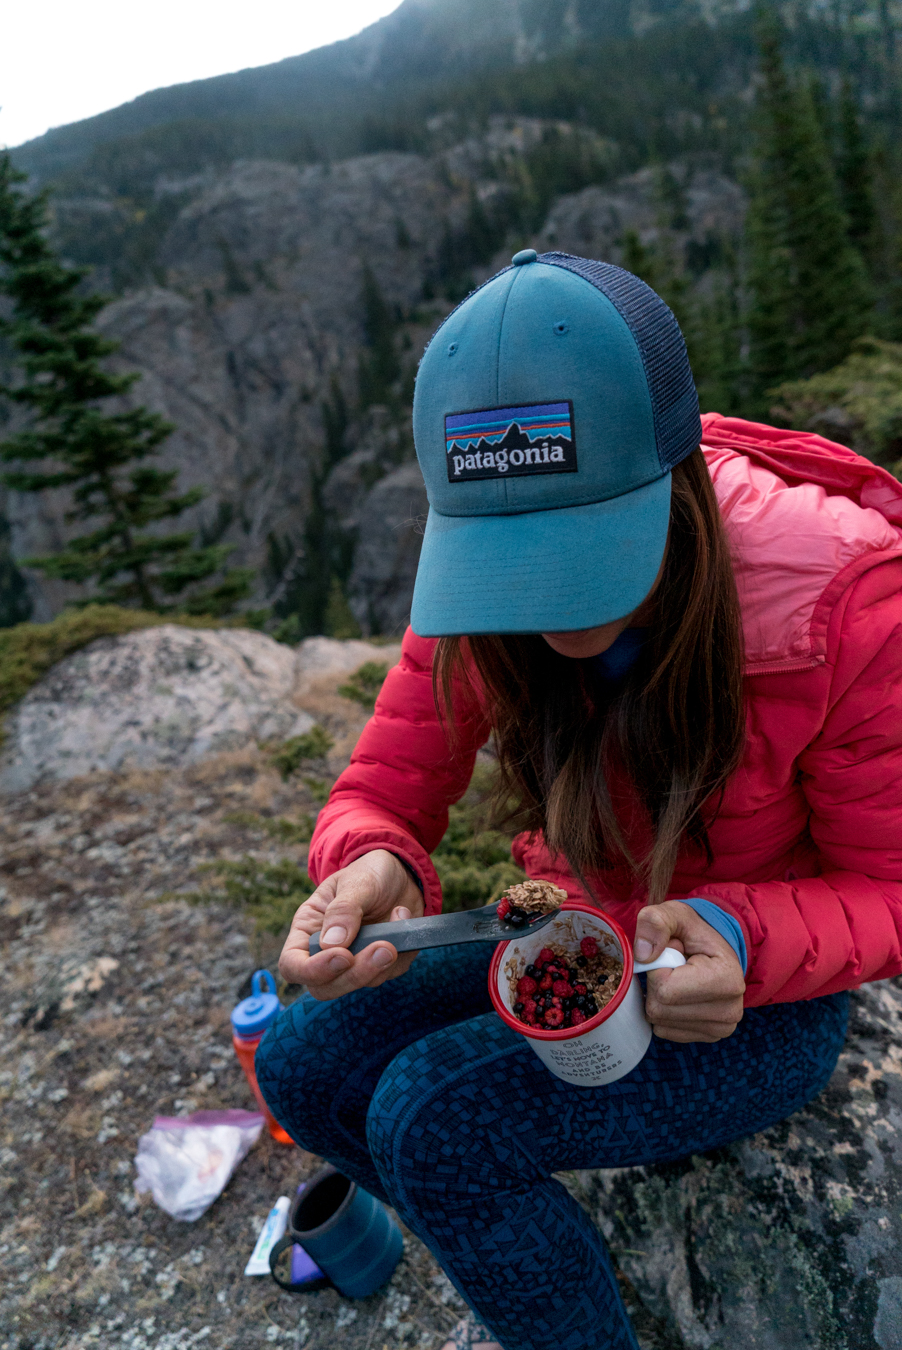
[1, 0, 404, 149]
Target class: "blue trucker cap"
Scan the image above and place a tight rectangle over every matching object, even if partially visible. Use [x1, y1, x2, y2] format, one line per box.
[410, 250, 701, 636]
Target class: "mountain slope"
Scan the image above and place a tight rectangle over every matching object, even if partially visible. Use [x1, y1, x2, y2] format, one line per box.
[14, 0, 635, 182]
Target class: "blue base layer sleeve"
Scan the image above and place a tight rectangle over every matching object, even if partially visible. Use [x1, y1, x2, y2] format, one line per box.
[679, 898, 748, 973]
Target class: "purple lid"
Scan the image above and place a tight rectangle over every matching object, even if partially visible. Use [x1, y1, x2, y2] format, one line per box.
[231, 970, 281, 1037]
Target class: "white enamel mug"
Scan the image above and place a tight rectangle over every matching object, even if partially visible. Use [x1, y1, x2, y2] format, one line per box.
[488, 900, 686, 1087]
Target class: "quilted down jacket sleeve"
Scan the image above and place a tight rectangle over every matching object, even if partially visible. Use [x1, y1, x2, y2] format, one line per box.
[688, 558, 902, 1005]
[307, 629, 491, 915]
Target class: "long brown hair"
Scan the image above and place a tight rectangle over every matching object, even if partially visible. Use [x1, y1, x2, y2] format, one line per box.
[434, 448, 746, 904]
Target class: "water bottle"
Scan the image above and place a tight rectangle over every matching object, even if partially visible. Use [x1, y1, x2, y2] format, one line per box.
[231, 970, 294, 1146]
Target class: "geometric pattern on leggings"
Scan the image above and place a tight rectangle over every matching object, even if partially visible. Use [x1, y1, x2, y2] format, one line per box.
[255, 946, 849, 1350]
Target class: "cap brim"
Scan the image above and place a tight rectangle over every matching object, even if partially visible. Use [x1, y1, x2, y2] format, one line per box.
[410, 474, 670, 637]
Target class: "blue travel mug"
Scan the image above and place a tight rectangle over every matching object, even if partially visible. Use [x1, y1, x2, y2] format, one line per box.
[269, 1165, 404, 1297]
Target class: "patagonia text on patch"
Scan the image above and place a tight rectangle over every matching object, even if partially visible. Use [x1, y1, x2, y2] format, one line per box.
[445, 401, 577, 482]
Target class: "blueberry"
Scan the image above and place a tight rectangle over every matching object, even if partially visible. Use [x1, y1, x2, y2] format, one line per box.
[577, 956, 587, 968]
[514, 1001, 524, 1014]
[526, 965, 538, 978]
[506, 907, 528, 928]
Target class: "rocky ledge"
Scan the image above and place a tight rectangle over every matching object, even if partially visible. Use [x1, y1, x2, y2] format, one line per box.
[1, 624, 899, 1350]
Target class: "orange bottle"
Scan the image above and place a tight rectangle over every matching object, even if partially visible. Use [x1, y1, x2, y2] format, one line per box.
[231, 970, 294, 1146]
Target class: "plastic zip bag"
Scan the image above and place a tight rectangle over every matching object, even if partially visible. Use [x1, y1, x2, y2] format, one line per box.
[135, 1109, 264, 1221]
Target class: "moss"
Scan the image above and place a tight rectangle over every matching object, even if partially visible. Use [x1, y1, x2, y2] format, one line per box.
[0, 603, 236, 718]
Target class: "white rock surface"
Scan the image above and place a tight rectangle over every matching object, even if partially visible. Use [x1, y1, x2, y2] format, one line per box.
[0, 626, 313, 792]
[0, 626, 404, 793]
[293, 635, 402, 694]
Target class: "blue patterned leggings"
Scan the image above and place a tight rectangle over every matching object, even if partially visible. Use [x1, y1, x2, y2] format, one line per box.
[255, 945, 849, 1350]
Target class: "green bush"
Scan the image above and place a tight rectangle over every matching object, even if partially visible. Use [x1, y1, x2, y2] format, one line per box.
[222, 811, 315, 845]
[431, 762, 525, 911]
[338, 660, 389, 709]
[267, 725, 334, 779]
[301, 775, 331, 805]
[770, 337, 902, 474]
[179, 855, 315, 935]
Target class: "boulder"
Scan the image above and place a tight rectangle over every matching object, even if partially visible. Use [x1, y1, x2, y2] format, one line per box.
[0, 626, 405, 793]
[294, 634, 403, 695]
[0, 625, 314, 792]
[567, 977, 902, 1350]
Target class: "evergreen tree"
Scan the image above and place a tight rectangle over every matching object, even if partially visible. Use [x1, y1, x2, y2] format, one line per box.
[0, 153, 252, 614]
[837, 80, 876, 254]
[746, 15, 872, 398]
[358, 264, 400, 408]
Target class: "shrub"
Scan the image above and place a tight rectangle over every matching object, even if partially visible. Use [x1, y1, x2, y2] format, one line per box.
[222, 811, 315, 845]
[266, 725, 334, 779]
[770, 336, 902, 474]
[179, 856, 315, 935]
[431, 762, 525, 911]
[338, 660, 389, 709]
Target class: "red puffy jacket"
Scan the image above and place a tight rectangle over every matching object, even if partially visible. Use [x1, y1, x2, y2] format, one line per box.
[310, 416, 902, 1006]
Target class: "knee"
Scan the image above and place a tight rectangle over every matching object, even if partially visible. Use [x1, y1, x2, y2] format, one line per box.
[254, 996, 342, 1148]
[365, 1020, 528, 1214]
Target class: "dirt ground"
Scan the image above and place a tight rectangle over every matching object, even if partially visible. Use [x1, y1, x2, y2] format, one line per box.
[0, 675, 679, 1350]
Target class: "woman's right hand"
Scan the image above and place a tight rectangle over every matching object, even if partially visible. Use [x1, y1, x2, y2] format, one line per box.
[278, 849, 425, 1001]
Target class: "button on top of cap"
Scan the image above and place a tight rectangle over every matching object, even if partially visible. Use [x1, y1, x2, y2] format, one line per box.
[512, 248, 538, 266]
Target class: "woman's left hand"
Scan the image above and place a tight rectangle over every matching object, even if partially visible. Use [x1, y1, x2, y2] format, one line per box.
[634, 901, 746, 1043]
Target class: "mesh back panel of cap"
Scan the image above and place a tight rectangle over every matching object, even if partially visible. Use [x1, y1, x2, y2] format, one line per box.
[539, 252, 701, 472]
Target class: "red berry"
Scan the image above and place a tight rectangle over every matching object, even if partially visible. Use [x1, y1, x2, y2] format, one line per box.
[539, 948, 555, 964]
[544, 1008, 564, 1028]
[523, 1014, 537, 1025]
[539, 974, 553, 991]
[570, 1009, 587, 1025]
[497, 896, 511, 918]
[580, 936, 599, 958]
[574, 983, 587, 996]
[522, 998, 537, 1015]
[553, 980, 574, 997]
[517, 975, 537, 996]
[551, 996, 562, 1006]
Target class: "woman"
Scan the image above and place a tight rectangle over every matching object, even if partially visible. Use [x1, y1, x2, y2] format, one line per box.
[256, 250, 902, 1350]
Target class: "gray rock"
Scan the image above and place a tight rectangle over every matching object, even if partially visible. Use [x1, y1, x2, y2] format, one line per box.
[536, 164, 745, 273]
[566, 978, 902, 1350]
[0, 625, 314, 792]
[348, 460, 429, 636]
[7, 136, 748, 631]
[293, 634, 403, 694]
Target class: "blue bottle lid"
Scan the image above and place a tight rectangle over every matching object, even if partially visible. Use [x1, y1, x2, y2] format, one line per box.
[231, 969, 282, 1037]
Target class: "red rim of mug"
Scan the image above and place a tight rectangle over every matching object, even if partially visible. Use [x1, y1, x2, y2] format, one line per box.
[488, 900, 635, 1041]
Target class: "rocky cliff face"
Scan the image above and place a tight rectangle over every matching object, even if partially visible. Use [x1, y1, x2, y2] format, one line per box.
[5, 128, 743, 631]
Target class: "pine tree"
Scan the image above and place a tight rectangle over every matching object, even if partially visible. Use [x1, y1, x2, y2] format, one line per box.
[746, 16, 873, 397]
[358, 264, 400, 408]
[0, 153, 252, 614]
[837, 79, 876, 254]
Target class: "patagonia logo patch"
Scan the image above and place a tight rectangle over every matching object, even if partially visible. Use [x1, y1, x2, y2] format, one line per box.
[445, 401, 577, 482]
